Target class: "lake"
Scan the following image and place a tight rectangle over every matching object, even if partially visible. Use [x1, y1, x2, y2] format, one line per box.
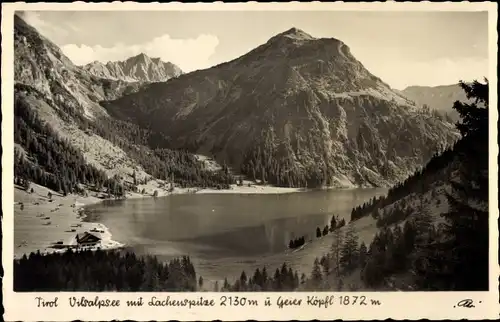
[84, 189, 387, 282]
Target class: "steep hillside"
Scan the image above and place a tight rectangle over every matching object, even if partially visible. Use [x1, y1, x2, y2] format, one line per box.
[103, 27, 459, 188]
[14, 15, 144, 119]
[343, 80, 489, 291]
[83, 54, 182, 83]
[400, 84, 469, 122]
[14, 15, 234, 194]
[14, 14, 149, 184]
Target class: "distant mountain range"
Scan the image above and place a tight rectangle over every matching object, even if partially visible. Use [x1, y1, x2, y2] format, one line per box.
[102, 27, 459, 188]
[400, 84, 468, 121]
[83, 53, 183, 83]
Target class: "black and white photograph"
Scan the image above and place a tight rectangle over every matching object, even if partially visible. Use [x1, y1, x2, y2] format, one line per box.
[2, 2, 498, 320]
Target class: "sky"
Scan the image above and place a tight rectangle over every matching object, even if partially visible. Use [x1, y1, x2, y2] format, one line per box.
[18, 10, 489, 89]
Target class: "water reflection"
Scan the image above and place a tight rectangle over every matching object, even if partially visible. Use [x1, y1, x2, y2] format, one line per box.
[85, 188, 387, 259]
[179, 213, 330, 258]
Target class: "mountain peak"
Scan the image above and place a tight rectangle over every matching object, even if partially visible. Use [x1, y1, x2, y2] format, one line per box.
[274, 27, 315, 41]
[129, 52, 151, 62]
[263, 27, 317, 49]
[282, 27, 312, 37]
[84, 53, 182, 83]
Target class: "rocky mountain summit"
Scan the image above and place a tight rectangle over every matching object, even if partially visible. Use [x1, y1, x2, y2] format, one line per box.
[83, 53, 182, 83]
[103, 27, 460, 188]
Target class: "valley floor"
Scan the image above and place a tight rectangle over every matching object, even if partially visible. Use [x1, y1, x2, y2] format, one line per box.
[12, 180, 303, 259]
[13, 183, 110, 259]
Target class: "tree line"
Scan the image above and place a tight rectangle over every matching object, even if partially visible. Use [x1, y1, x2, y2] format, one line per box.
[14, 250, 197, 291]
[80, 104, 236, 190]
[316, 214, 346, 238]
[15, 248, 303, 292]
[71, 94, 236, 190]
[14, 93, 124, 197]
[307, 224, 363, 290]
[237, 125, 336, 189]
[14, 84, 235, 195]
[218, 262, 302, 292]
[309, 79, 488, 292]
[350, 143, 459, 222]
[288, 214, 346, 250]
[14, 80, 488, 293]
[239, 136, 335, 189]
[355, 80, 488, 291]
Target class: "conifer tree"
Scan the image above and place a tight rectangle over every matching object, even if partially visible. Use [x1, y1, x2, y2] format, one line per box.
[358, 241, 368, 268]
[240, 271, 248, 290]
[340, 224, 359, 272]
[418, 79, 489, 291]
[300, 273, 306, 285]
[198, 276, 204, 289]
[23, 179, 30, 191]
[330, 230, 344, 277]
[214, 280, 219, 292]
[311, 257, 323, 287]
[330, 214, 337, 232]
[223, 277, 230, 291]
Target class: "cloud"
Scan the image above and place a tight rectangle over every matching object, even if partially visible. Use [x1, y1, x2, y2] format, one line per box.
[61, 34, 220, 72]
[18, 11, 69, 41]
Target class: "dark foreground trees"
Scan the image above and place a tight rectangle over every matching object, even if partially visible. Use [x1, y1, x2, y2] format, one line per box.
[360, 79, 490, 291]
[310, 79, 490, 292]
[15, 249, 301, 292]
[289, 236, 305, 249]
[14, 250, 197, 292]
[412, 79, 489, 291]
[14, 84, 236, 197]
[14, 95, 124, 197]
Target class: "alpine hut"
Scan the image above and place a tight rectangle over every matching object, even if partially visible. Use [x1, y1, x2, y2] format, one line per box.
[75, 232, 101, 247]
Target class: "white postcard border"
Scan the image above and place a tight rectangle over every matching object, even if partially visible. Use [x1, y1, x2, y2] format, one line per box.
[2, 2, 498, 321]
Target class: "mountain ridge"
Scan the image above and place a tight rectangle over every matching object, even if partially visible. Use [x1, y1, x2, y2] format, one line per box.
[102, 27, 459, 188]
[14, 14, 234, 192]
[82, 53, 183, 83]
[14, 14, 147, 120]
[400, 83, 469, 122]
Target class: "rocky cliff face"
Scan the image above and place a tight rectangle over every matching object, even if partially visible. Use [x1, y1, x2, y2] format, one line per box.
[14, 14, 152, 180]
[14, 15, 143, 120]
[83, 54, 182, 83]
[103, 28, 460, 188]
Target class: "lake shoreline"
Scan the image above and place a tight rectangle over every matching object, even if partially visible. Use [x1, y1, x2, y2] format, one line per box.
[14, 183, 124, 260]
[77, 184, 388, 286]
[13, 180, 347, 258]
[14, 178, 386, 279]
